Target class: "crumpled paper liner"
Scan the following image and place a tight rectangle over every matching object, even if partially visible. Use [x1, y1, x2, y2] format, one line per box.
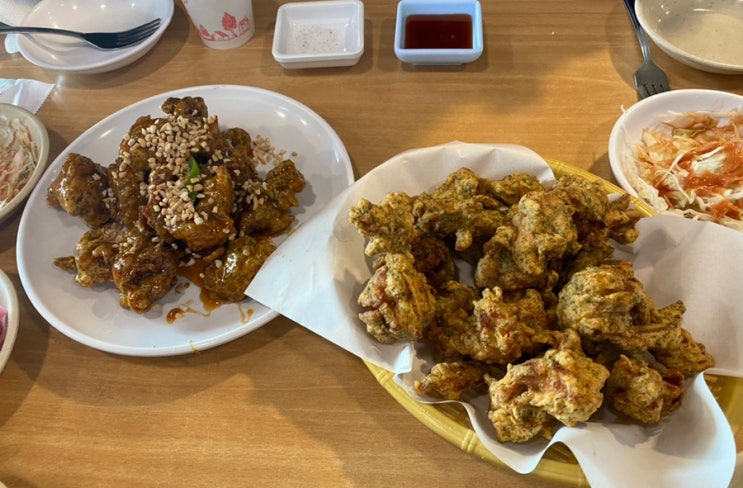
[246, 142, 743, 487]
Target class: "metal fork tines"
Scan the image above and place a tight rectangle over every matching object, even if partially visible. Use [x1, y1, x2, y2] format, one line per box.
[0, 18, 161, 50]
[621, 0, 670, 99]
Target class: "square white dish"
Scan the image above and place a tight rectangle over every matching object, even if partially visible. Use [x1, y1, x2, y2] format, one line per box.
[394, 0, 483, 66]
[272, 0, 364, 69]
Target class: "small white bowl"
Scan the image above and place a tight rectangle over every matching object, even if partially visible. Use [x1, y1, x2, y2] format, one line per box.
[394, 0, 483, 66]
[0, 103, 49, 225]
[0, 268, 19, 374]
[636, 0, 743, 74]
[272, 0, 364, 69]
[608, 88, 743, 207]
[16, 0, 174, 75]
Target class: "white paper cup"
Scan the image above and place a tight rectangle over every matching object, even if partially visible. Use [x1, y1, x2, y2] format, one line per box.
[183, 0, 255, 49]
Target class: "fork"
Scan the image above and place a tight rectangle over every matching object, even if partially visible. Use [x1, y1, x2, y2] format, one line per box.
[621, 0, 670, 99]
[0, 18, 161, 50]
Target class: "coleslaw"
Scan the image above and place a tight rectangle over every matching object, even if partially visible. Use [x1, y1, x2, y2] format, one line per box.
[0, 114, 38, 210]
[627, 109, 743, 230]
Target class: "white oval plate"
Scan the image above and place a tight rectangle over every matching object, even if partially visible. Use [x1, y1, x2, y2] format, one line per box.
[0, 268, 19, 373]
[17, 85, 354, 356]
[17, 0, 174, 74]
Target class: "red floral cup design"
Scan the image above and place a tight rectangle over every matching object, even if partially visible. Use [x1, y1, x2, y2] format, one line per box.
[183, 0, 255, 49]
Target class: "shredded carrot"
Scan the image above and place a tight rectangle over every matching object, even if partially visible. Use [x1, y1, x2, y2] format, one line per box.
[0, 115, 38, 209]
[628, 109, 743, 230]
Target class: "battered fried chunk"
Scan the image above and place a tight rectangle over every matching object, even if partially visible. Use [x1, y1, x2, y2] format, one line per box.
[432, 287, 552, 365]
[55, 222, 127, 287]
[349, 193, 419, 256]
[202, 236, 276, 302]
[605, 354, 684, 424]
[351, 168, 714, 441]
[557, 261, 653, 351]
[486, 330, 610, 443]
[357, 252, 437, 344]
[412, 169, 508, 251]
[112, 240, 180, 314]
[236, 159, 306, 237]
[47, 153, 112, 228]
[511, 191, 580, 275]
[414, 361, 504, 400]
[482, 172, 544, 206]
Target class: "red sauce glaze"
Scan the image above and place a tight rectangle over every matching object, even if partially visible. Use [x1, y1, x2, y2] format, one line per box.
[404, 14, 473, 49]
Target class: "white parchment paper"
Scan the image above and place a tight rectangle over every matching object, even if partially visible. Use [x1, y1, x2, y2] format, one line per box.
[247, 142, 743, 488]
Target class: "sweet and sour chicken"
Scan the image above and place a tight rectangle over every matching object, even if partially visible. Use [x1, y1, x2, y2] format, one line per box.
[48, 96, 305, 313]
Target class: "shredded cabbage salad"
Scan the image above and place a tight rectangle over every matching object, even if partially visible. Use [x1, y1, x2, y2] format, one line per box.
[0, 114, 38, 210]
[626, 109, 743, 231]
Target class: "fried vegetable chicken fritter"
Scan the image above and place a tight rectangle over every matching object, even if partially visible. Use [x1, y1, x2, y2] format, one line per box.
[357, 252, 437, 344]
[351, 167, 714, 443]
[486, 329, 610, 443]
[50, 96, 305, 314]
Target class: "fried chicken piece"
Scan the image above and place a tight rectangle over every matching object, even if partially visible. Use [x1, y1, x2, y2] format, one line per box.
[433, 287, 550, 365]
[633, 300, 687, 351]
[605, 194, 645, 245]
[550, 175, 644, 245]
[413, 193, 507, 251]
[511, 191, 580, 275]
[486, 329, 610, 443]
[357, 252, 437, 344]
[54, 222, 128, 287]
[474, 225, 557, 291]
[651, 328, 715, 377]
[47, 153, 112, 228]
[221, 127, 258, 188]
[426, 280, 480, 361]
[412, 168, 508, 251]
[349, 192, 419, 256]
[605, 354, 684, 424]
[107, 158, 146, 227]
[202, 235, 276, 302]
[556, 229, 615, 287]
[550, 175, 609, 234]
[556, 261, 652, 351]
[161, 96, 210, 118]
[482, 172, 545, 206]
[236, 160, 306, 238]
[144, 164, 236, 251]
[414, 361, 504, 400]
[411, 235, 456, 289]
[111, 235, 180, 314]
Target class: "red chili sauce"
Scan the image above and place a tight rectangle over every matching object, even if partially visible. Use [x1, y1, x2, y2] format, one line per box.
[403, 14, 473, 49]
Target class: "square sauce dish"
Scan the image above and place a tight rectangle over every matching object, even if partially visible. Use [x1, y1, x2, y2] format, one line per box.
[272, 0, 364, 69]
[394, 0, 483, 66]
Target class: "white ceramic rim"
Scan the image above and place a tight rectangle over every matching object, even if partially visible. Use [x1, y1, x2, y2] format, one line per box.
[0, 103, 50, 225]
[635, 0, 743, 74]
[393, 0, 483, 65]
[0, 268, 19, 374]
[608, 88, 743, 197]
[16, 84, 354, 356]
[271, 0, 365, 65]
[17, 0, 174, 74]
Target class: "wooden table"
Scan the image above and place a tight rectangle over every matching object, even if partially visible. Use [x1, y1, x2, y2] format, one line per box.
[2, 2, 742, 487]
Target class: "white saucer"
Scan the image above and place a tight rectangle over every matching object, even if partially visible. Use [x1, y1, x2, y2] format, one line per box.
[16, 0, 174, 74]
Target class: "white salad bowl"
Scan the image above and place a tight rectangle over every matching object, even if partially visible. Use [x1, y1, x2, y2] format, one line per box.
[609, 89, 743, 228]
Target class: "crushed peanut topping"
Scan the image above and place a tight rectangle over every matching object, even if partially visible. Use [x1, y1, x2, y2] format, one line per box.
[119, 113, 217, 227]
